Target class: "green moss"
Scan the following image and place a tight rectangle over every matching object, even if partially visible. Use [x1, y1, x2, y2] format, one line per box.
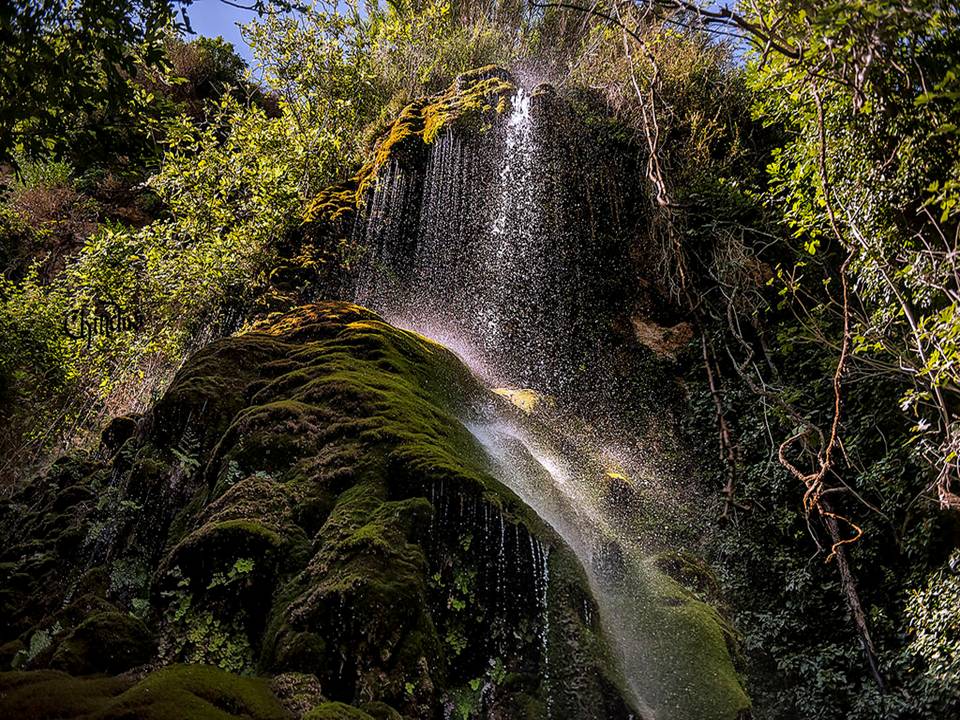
[0, 454, 111, 650]
[640, 570, 750, 720]
[151, 334, 288, 452]
[304, 701, 374, 720]
[651, 550, 723, 603]
[585, 558, 748, 720]
[358, 700, 402, 720]
[262, 475, 443, 704]
[99, 664, 290, 720]
[352, 66, 512, 202]
[0, 300, 746, 718]
[168, 302, 641, 714]
[0, 665, 291, 719]
[302, 179, 361, 227]
[293, 67, 514, 289]
[269, 671, 324, 717]
[49, 611, 155, 675]
[164, 519, 283, 583]
[0, 670, 132, 718]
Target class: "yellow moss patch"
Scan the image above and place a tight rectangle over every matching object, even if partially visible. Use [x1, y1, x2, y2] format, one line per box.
[302, 180, 360, 226]
[301, 66, 515, 226]
[252, 303, 373, 337]
[492, 387, 551, 415]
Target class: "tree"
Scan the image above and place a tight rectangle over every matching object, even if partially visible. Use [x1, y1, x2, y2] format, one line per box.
[0, 0, 299, 168]
[0, 0, 172, 165]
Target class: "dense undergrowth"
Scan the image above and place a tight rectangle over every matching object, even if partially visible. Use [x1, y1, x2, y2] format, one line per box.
[1, 1, 959, 718]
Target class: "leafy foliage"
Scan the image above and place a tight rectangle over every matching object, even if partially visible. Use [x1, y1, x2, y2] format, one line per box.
[0, 0, 299, 168]
[741, 0, 960, 506]
[0, 0, 172, 165]
[0, 0, 518, 479]
[643, 2, 960, 717]
[2, 3, 960, 719]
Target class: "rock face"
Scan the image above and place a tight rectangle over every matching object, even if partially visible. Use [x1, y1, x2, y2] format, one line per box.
[270, 67, 516, 307]
[0, 303, 640, 719]
[629, 318, 695, 360]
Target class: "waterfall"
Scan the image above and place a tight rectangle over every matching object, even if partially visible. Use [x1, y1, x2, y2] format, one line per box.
[479, 87, 539, 361]
[351, 80, 712, 719]
[354, 84, 591, 392]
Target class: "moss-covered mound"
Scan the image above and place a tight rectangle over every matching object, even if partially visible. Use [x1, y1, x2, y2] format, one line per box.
[0, 302, 641, 719]
[0, 664, 290, 720]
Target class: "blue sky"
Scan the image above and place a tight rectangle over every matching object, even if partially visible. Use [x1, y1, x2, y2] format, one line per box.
[181, 0, 260, 63]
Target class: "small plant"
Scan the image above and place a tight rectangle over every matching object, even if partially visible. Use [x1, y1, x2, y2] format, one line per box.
[11, 622, 62, 669]
[207, 557, 256, 590]
[221, 459, 243, 486]
[13, 153, 75, 190]
[444, 628, 468, 656]
[109, 556, 150, 602]
[159, 565, 256, 674]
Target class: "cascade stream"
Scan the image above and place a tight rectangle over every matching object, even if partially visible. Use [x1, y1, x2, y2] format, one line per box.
[351, 81, 708, 720]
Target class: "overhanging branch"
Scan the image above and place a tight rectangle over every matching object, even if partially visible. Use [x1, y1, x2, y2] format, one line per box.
[530, 0, 802, 60]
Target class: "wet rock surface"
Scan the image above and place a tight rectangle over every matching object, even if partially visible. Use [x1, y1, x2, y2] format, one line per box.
[0, 302, 636, 719]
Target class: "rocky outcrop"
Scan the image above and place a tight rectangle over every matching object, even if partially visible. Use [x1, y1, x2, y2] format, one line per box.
[0, 302, 639, 719]
[301, 66, 513, 229]
[630, 317, 695, 360]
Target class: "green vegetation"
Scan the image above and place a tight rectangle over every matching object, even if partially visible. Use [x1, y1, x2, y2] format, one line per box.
[492, 4, 960, 718]
[0, 664, 291, 719]
[0, 0, 516, 481]
[1, 2, 959, 719]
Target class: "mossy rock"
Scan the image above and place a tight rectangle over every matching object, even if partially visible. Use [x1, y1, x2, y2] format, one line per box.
[149, 334, 288, 452]
[0, 455, 108, 646]
[304, 701, 374, 720]
[302, 65, 513, 227]
[260, 482, 444, 705]
[99, 414, 139, 456]
[0, 664, 291, 719]
[162, 517, 283, 588]
[0, 670, 132, 718]
[0, 301, 746, 718]
[286, 67, 515, 304]
[155, 302, 635, 714]
[49, 611, 155, 675]
[652, 550, 723, 602]
[270, 671, 325, 718]
[357, 701, 402, 720]
[99, 664, 291, 720]
[621, 564, 749, 720]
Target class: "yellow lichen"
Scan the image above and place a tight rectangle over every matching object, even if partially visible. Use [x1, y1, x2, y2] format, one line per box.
[301, 66, 515, 226]
[492, 387, 550, 415]
[302, 180, 361, 225]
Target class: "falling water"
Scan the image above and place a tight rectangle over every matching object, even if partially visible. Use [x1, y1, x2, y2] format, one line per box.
[352, 77, 712, 718]
[465, 407, 663, 718]
[478, 87, 539, 360]
[354, 83, 597, 392]
[539, 542, 551, 720]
